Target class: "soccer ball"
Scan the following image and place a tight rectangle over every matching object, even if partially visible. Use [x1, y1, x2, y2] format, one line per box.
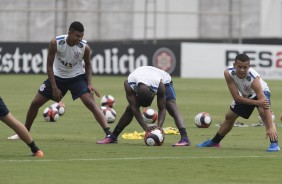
[144, 128, 165, 146]
[100, 106, 117, 123]
[142, 107, 158, 124]
[51, 101, 65, 116]
[194, 112, 212, 128]
[100, 95, 115, 108]
[43, 107, 59, 122]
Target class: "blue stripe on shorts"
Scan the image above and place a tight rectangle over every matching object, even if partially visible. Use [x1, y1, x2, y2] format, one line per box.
[165, 82, 176, 101]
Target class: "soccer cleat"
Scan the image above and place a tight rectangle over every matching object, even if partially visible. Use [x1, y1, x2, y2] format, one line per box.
[31, 150, 44, 157]
[196, 139, 220, 147]
[172, 138, 191, 146]
[96, 136, 118, 144]
[8, 134, 20, 140]
[267, 143, 280, 152]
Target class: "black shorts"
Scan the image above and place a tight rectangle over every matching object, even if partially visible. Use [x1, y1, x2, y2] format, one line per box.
[38, 74, 90, 101]
[230, 91, 271, 119]
[0, 97, 9, 117]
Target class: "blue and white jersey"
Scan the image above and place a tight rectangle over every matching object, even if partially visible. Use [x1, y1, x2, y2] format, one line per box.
[127, 66, 171, 94]
[53, 35, 87, 78]
[228, 67, 269, 98]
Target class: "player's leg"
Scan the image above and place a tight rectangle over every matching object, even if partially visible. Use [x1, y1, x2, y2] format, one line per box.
[0, 97, 43, 157]
[3, 113, 34, 143]
[196, 109, 238, 147]
[25, 93, 49, 131]
[97, 105, 134, 144]
[80, 92, 111, 134]
[166, 100, 190, 145]
[111, 105, 134, 136]
[217, 109, 239, 136]
[257, 91, 279, 151]
[164, 82, 190, 146]
[1, 113, 44, 157]
[258, 107, 280, 151]
[7, 92, 49, 140]
[69, 74, 111, 136]
[166, 100, 184, 129]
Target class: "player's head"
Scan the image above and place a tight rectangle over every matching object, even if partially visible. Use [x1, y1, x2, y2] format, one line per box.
[67, 21, 84, 45]
[136, 83, 154, 107]
[234, 54, 250, 79]
[69, 21, 84, 32]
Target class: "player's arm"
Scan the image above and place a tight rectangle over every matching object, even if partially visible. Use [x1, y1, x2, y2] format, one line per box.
[224, 69, 265, 106]
[251, 77, 271, 108]
[84, 44, 100, 97]
[156, 82, 166, 128]
[47, 39, 62, 102]
[124, 80, 148, 131]
[251, 77, 278, 140]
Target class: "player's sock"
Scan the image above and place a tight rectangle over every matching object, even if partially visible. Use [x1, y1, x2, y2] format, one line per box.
[103, 127, 111, 136]
[211, 132, 225, 144]
[111, 126, 124, 138]
[179, 127, 188, 140]
[28, 141, 40, 153]
[270, 140, 278, 144]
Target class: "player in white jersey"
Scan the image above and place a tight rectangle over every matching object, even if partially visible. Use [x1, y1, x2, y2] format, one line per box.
[8, 21, 112, 141]
[97, 66, 190, 146]
[197, 54, 279, 152]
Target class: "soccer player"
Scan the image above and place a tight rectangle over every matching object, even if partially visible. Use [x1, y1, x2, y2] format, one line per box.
[97, 66, 190, 146]
[0, 97, 43, 157]
[196, 54, 280, 152]
[8, 21, 111, 140]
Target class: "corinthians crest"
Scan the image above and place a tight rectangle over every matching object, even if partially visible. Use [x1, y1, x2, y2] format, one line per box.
[73, 51, 81, 60]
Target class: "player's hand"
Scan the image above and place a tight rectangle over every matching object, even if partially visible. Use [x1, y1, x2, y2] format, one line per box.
[257, 99, 270, 109]
[52, 87, 62, 102]
[88, 85, 100, 97]
[266, 126, 279, 141]
[146, 125, 163, 133]
[146, 125, 157, 132]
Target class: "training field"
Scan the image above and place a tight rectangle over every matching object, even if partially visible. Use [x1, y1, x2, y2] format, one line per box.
[0, 75, 281, 184]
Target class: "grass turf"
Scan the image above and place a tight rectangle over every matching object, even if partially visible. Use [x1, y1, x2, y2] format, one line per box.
[0, 75, 281, 184]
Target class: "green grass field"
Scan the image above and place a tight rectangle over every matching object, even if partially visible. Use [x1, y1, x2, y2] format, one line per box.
[0, 75, 281, 184]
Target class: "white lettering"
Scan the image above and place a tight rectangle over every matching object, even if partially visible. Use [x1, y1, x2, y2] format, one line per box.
[2, 53, 13, 72]
[31, 54, 42, 73]
[128, 48, 135, 72]
[13, 48, 21, 73]
[90, 47, 148, 74]
[41, 49, 48, 73]
[92, 54, 104, 73]
[22, 53, 32, 73]
[119, 55, 129, 74]
[112, 48, 119, 74]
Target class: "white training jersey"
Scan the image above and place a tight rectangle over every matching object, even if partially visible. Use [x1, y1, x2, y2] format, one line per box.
[228, 67, 269, 98]
[127, 66, 171, 94]
[53, 35, 87, 78]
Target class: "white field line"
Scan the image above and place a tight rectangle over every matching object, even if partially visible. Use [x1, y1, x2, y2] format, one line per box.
[1, 155, 282, 163]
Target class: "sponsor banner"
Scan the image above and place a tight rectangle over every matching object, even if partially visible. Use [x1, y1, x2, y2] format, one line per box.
[181, 43, 282, 80]
[0, 43, 49, 74]
[0, 42, 180, 76]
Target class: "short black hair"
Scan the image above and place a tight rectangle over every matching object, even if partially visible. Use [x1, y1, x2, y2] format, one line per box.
[136, 83, 154, 107]
[235, 54, 250, 62]
[69, 21, 84, 32]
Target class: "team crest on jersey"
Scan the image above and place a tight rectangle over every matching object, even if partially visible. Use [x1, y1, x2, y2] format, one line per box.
[73, 51, 81, 60]
[59, 40, 65, 45]
[39, 84, 46, 91]
[231, 71, 236, 75]
[78, 43, 83, 48]
[246, 76, 251, 81]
